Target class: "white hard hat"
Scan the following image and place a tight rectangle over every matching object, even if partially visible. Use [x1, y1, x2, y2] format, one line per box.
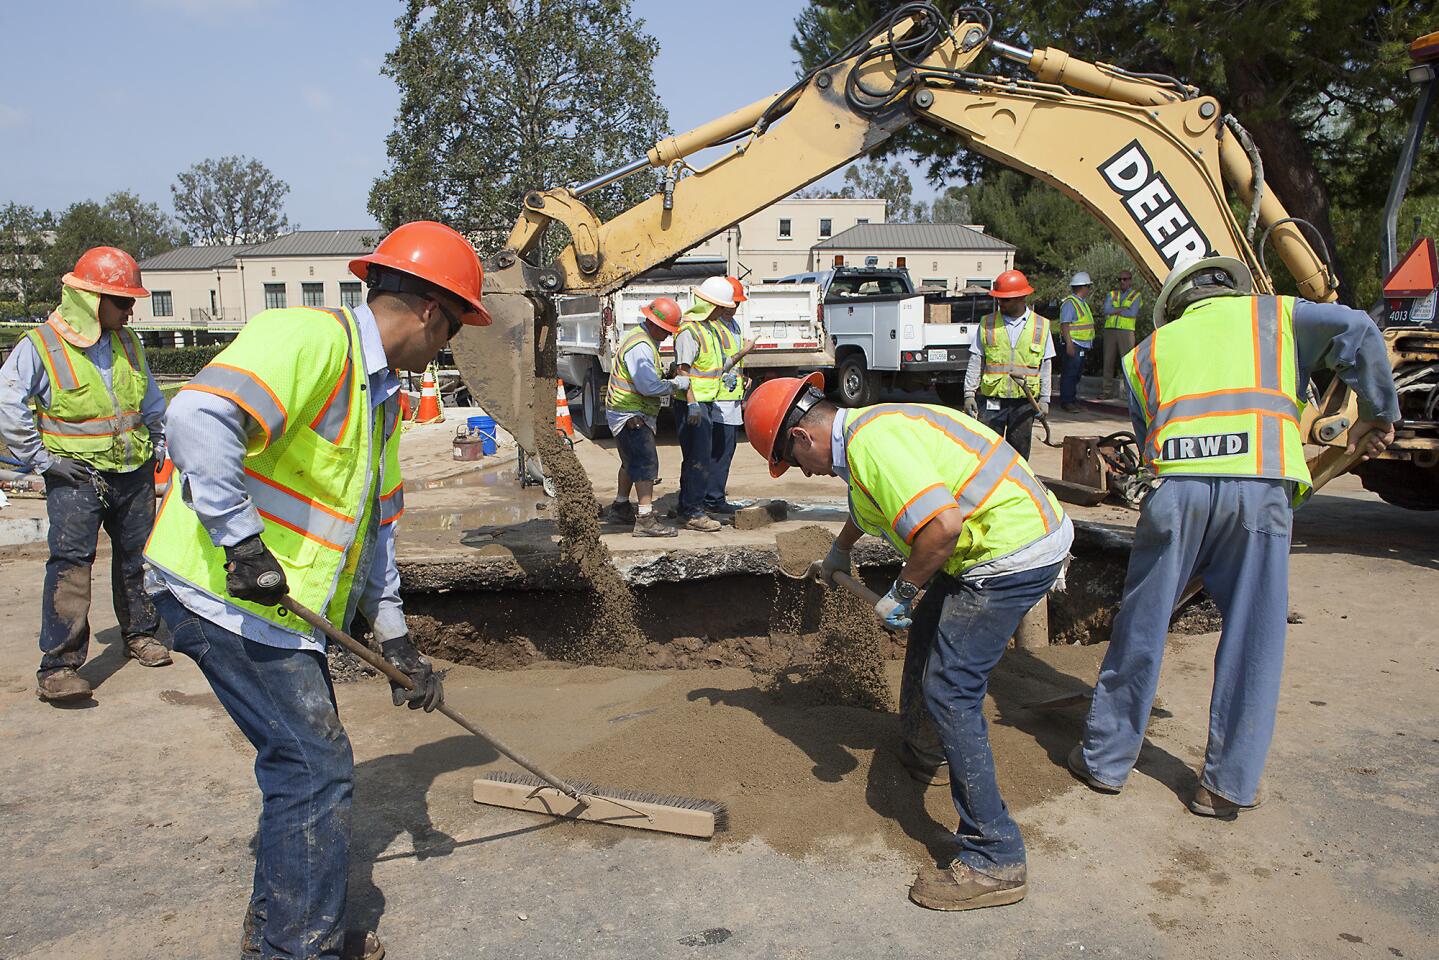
[1152, 255, 1254, 328]
[1070, 272, 1092, 287]
[693, 275, 737, 309]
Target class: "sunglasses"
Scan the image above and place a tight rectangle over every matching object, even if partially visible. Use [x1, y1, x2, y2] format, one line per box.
[429, 297, 464, 338]
[107, 296, 136, 310]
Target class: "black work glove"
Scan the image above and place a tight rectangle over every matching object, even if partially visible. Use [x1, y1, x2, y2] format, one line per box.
[381, 635, 443, 712]
[42, 457, 91, 485]
[223, 534, 288, 605]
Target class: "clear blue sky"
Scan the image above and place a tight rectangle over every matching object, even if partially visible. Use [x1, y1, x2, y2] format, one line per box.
[0, 0, 936, 230]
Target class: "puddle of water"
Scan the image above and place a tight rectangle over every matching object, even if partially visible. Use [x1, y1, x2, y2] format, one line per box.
[419, 457, 518, 490]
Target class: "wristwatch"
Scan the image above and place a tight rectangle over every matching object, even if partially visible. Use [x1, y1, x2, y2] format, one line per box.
[893, 578, 921, 602]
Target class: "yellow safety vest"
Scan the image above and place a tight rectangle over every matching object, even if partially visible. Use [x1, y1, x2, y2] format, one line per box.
[843, 403, 1065, 577]
[980, 309, 1049, 399]
[1104, 289, 1142, 330]
[145, 306, 404, 635]
[711, 317, 744, 402]
[1062, 294, 1095, 345]
[678, 301, 723, 402]
[25, 317, 153, 472]
[1123, 294, 1310, 502]
[606, 326, 664, 417]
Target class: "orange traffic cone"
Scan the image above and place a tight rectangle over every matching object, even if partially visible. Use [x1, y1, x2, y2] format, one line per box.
[398, 387, 412, 421]
[154, 453, 175, 494]
[555, 379, 574, 437]
[415, 366, 444, 424]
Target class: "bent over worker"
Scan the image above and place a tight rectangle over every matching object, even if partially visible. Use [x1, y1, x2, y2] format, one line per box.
[963, 269, 1053, 460]
[1068, 256, 1399, 819]
[146, 221, 484, 960]
[601, 296, 688, 537]
[744, 376, 1073, 912]
[0, 247, 170, 703]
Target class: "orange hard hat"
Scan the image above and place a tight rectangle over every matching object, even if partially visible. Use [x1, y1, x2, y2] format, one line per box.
[350, 220, 491, 326]
[63, 246, 149, 298]
[742, 372, 826, 478]
[991, 269, 1034, 299]
[640, 296, 683, 334]
[727, 276, 748, 304]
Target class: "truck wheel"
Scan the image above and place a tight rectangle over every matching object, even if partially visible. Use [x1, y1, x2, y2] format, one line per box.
[574, 363, 610, 440]
[935, 382, 966, 408]
[836, 354, 878, 407]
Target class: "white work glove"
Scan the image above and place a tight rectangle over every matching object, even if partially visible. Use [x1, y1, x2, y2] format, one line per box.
[808, 542, 851, 586]
[874, 581, 914, 631]
[668, 375, 691, 393]
[1038, 401, 1050, 418]
[963, 394, 979, 418]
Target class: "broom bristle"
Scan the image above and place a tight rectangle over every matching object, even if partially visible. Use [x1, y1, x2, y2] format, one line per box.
[481, 769, 729, 832]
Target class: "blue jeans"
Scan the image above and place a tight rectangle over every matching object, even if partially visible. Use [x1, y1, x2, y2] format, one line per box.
[903, 561, 1063, 874]
[675, 401, 715, 518]
[39, 462, 159, 677]
[1080, 478, 1291, 805]
[153, 589, 353, 960]
[1059, 344, 1089, 404]
[978, 397, 1036, 461]
[705, 421, 738, 507]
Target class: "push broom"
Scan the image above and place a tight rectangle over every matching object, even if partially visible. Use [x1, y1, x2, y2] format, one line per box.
[282, 595, 726, 839]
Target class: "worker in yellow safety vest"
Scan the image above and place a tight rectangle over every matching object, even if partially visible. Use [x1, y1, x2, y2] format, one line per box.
[1058, 271, 1095, 412]
[963, 269, 1053, 460]
[743, 374, 1073, 912]
[145, 221, 489, 960]
[1068, 256, 1399, 820]
[1099, 270, 1143, 398]
[0, 246, 171, 703]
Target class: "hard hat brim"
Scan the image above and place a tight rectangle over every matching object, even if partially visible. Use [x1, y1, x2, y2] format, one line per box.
[63, 272, 150, 299]
[991, 284, 1033, 299]
[763, 371, 826, 477]
[1152, 255, 1253, 328]
[692, 285, 737, 310]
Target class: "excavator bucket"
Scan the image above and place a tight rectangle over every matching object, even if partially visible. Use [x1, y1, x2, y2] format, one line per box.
[448, 261, 556, 456]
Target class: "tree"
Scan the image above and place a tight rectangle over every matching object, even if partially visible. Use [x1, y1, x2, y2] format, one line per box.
[793, 1, 1434, 305]
[798, 156, 926, 221]
[104, 191, 185, 260]
[172, 155, 291, 245]
[0, 203, 56, 314]
[38, 193, 183, 305]
[926, 186, 970, 224]
[369, 0, 669, 254]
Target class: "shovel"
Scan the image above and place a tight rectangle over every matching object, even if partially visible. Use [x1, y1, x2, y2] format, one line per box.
[1010, 375, 1063, 449]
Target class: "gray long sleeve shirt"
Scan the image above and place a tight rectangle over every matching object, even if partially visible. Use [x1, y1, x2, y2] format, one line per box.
[964, 312, 1054, 404]
[1127, 297, 1402, 450]
[150, 303, 407, 651]
[0, 332, 166, 474]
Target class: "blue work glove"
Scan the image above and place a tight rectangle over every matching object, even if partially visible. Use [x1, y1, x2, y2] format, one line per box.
[686, 402, 709, 426]
[721, 371, 739, 392]
[808, 542, 851, 586]
[668, 375, 691, 393]
[874, 580, 915, 630]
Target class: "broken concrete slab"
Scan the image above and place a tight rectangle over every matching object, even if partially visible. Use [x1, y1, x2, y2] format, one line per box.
[733, 499, 789, 531]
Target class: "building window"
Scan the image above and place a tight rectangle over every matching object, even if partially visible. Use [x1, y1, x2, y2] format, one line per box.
[967, 278, 993, 290]
[819, 218, 832, 238]
[778, 218, 792, 239]
[856, 218, 869, 225]
[302, 282, 324, 307]
[923, 278, 947, 289]
[264, 283, 287, 310]
[150, 291, 173, 317]
[340, 282, 362, 309]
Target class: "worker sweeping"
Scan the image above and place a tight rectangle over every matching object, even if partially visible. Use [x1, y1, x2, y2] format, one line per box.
[963, 269, 1053, 460]
[1067, 256, 1399, 818]
[1057, 271, 1096, 412]
[1098, 269, 1142, 399]
[0, 246, 171, 703]
[744, 375, 1072, 911]
[601, 295, 689, 537]
[145, 221, 487, 960]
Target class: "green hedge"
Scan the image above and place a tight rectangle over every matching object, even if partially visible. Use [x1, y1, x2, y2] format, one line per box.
[147, 344, 226, 377]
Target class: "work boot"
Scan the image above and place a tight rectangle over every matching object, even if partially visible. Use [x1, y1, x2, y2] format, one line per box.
[898, 741, 950, 786]
[36, 667, 93, 703]
[704, 500, 741, 516]
[1188, 783, 1263, 819]
[683, 515, 721, 532]
[340, 931, 385, 960]
[632, 513, 678, 538]
[600, 500, 636, 525]
[1066, 744, 1121, 794]
[240, 903, 262, 959]
[1061, 403, 1081, 414]
[908, 861, 1028, 911]
[125, 635, 173, 667]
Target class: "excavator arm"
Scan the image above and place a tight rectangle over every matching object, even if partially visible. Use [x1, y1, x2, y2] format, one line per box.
[455, 2, 1360, 486]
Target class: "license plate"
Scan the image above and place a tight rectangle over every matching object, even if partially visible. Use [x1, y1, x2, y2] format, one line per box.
[927, 348, 948, 363]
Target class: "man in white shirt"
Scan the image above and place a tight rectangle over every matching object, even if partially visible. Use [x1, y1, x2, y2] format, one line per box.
[962, 270, 1053, 460]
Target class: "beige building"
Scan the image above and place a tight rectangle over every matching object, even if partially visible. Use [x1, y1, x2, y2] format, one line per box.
[133, 230, 381, 328]
[686, 198, 888, 281]
[812, 222, 1016, 293]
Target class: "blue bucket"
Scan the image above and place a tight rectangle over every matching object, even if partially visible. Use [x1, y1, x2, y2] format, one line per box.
[468, 415, 498, 456]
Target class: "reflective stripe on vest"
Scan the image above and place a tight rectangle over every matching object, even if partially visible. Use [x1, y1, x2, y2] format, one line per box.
[26, 321, 152, 471]
[184, 363, 288, 445]
[606, 327, 663, 416]
[244, 467, 356, 551]
[310, 354, 354, 443]
[842, 403, 1063, 574]
[712, 319, 744, 401]
[1105, 289, 1141, 330]
[1062, 295, 1095, 343]
[34, 321, 80, 390]
[37, 410, 143, 437]
[679, 315, 722, 402]
[1124, 295, 1310, 498]
[979, 309, 1048, 398]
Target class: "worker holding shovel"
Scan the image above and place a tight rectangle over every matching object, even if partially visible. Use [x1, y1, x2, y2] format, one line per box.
[145, 221, 487, 960]
[744, 376, 1073, 912]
